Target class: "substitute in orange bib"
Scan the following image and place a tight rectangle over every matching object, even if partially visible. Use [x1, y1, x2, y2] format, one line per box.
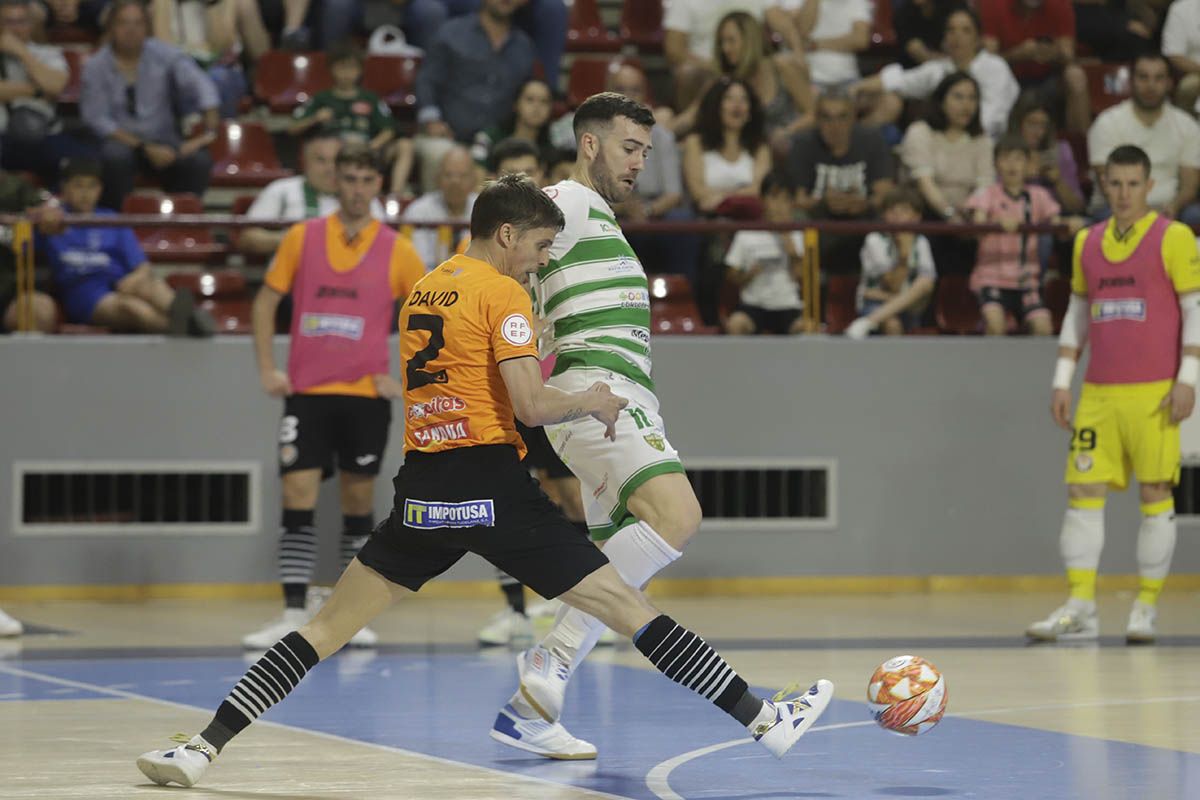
[1028, 144, 1200, 644]
[135, 175, 833, 788]
[243, 141, 426, 650]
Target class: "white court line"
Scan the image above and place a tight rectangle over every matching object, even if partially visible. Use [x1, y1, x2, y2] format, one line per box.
[0, 663, 628, 800]
[644, 694, 1200, 800]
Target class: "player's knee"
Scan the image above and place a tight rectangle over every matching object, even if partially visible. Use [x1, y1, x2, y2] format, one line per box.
[282, 476, 320, 508]
[1139, 482, 1172, 505]
[1068, 483, 1107, 504]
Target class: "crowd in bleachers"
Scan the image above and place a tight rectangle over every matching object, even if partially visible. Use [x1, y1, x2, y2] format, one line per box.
[0, 0, 1196, 337]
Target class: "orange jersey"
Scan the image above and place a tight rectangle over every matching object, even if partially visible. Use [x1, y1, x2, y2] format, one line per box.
[400, 253, 538, 457]
[266, 214, 426, 398]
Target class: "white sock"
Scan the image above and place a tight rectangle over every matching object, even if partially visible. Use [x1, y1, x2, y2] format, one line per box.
[1136, 510, 1176, 582]
[747, 700, 774, 732]
[1060, 507, 1105, 571]
[545, 520, 682, 667]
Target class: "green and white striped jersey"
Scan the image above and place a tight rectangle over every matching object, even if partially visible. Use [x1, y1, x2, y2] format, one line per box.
[533, 179, 654, 395]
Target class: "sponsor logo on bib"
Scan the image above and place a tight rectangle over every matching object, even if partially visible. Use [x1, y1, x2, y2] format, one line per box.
[1091, 299, 1146, 323]
[299, 312, 365, 340]
[403, 498, 495, 529]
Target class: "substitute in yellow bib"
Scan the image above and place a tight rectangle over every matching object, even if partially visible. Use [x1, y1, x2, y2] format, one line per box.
[1028, 145, 1200, 644]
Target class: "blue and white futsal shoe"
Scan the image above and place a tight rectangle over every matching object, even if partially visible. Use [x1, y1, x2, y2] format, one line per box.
[137, 736, 215, 787]
[490, 704, 598, 760]
[516, 645, 571, 722]
[753, 679, 835, 758]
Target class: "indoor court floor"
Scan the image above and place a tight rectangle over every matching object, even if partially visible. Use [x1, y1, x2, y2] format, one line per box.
[1, 591, 1198, 799]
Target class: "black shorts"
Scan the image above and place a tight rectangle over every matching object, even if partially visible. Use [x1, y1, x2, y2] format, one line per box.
[516, 421, 573, 479]
[975, 286, 1048, 322]
[278, 394, 392, 477]
[733, 303, 802, 335]
[356, 444, 608, 598]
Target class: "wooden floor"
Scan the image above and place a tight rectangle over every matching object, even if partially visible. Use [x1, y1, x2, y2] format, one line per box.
[1, 590, 1198, 799]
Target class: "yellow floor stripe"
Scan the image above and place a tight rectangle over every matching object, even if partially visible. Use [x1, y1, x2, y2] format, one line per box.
[1, 574, 1198, 603]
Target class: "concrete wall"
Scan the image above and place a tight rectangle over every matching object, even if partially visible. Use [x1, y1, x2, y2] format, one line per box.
[2, 335, 1195, 586]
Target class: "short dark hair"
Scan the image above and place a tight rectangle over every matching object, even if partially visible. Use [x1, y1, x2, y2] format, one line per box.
[302, 126, 342, 147]
[572, 91, 655, 140]
[696, 77, 765, 153]
[105, 0, 149, 29]
[327, 41, 365, 68]
[60, 157, 103, 182]
[994, 133, 1030, 159]
[335, 141, 384, 175]
[760, 170, 792, 197]
[944, 6, 981, 38]
[1107, 144, 1151, 177]
[1133, 52, 1171, 74]
[489, 137, 541, 174]
[880, 186, 924, 215]
[470, 173, 565, 240]
[927, 71, 983, 137]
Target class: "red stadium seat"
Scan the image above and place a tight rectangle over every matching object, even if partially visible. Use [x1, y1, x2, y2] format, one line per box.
[567, 55, 644, 109]
[210, 121, 293, 188]
[121, 193, 228, 264]
[1083, 62, 1131, 115]
[253, 50, 332, 113]
[871, 0, 896, 49]
[823, 274, 859, 334]
[57, 49, 90, 108]
[46, 25, 96, 45]
[620, 0, 663, 52]
[361, 55, 421, 112]
[649, 274, 719, 335]
[566, 0, 620, 52]
[167, 271, 252, 334]
[934, 274, 982, 335]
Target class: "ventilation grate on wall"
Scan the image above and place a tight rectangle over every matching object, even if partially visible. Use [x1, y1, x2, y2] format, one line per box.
[14, 461, 259, 535]
[683, 460, 836, 530]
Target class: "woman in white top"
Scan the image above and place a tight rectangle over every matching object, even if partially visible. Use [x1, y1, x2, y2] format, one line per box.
[682, 77, 771, 215]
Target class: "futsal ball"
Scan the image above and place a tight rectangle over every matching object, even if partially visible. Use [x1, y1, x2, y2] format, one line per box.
[867, 655, 947, 736]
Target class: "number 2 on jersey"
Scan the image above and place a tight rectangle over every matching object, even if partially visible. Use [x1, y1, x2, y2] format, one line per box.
[406, 314, 449, 389]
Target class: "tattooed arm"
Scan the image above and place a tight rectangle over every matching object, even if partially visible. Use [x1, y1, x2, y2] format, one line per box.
[499, 356, 628, 440]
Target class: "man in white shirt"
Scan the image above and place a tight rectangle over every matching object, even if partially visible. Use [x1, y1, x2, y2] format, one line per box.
[399, 145, 477, 270]
[853, 7, 1019, 140]
[240, 130, 385, 256]
[764, 0, 871, 89]
[1087, 53, 1200, 223]
[1162, 0, 1200, 113]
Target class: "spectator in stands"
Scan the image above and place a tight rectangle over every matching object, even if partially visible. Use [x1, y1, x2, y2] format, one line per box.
[845, 188, 937, 339]
[964, 135, 1065, 336]
[894, 0, 955, 67]
[42, 158, 215, 335]
[240, 130, 386, 256]
[545, 146, 574, 185]
[663, 0, 759, 117]
[899, 71, 994, 275]
[413, 0, 535, 194]
[764, 0, 871, 91]
[0, 168, 56, 333]
[1073, 0, 1156, 61]
[0, 0, 71, 185]
[444, 0, 568, 91]
[789, 89, 895, 274]
[1162, 0, 1200, 113]
[682, 77, 771, 216]
[723, 170, 808, 336]
[854, 7, 1020, 140]
[470, 77, 554, 169]
[488, 136, 543, 184]
[400, 145, 476, 270]
[150, 0, 269, 118]
[1008, 94, 1085, 214]
[288, 43, 413, 195]
[317, 0, 447, 53]
[81, 0, 220, 211]
[1087, 53, 1200, 224]
[978, 0, 1089, 134]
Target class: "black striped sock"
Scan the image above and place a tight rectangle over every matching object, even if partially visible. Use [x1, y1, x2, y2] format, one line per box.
[340, 514, 373, 571]
[279, 509, 316, 607]
[201, 631, 320, 752]
[634, 614, 762, 726]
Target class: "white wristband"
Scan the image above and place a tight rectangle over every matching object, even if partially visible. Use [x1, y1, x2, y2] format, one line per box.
[1052, 357, 1076, 390]
[1177, 355, 1200, 386]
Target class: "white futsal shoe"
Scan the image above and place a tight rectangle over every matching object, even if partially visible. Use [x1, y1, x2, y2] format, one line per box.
[0, 606, 23, 637]
[525, 598, 561, 619]
[305, 587, 379, 648]
[478, 608, 534, 647]
[241, 607, 308, 649]
[1125, 601, 1157, 644]
[1026, 600, 1099, 642]
[136, 736, 215, 787]
[516, 645, 571, 722]
[753, 680, 835, 759]
[490, 704, 597, 760]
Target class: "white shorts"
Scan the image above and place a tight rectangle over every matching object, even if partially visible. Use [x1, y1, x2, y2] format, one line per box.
[545, 370, 684, 540]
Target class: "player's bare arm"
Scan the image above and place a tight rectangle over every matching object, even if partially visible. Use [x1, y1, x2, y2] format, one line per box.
[1162, 291, 1200, 423]
[499, 356, 627, 440]
[251, 284, 291, 397]
[1050, 292, 1089, 430]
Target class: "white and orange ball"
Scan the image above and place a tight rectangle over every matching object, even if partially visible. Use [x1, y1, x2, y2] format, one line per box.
[867, 655, 947, 736]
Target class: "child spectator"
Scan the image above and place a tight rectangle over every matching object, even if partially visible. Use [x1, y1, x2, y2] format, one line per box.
[846, 188, 937, 338]
[964, 134, 1072, 336]
[41, 158, 214, 335]
[289, 43, 413, 194]
[723, 171, 807, 336]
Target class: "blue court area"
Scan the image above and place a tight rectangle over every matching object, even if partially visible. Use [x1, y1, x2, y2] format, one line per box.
[3, 650, 1198, 799]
